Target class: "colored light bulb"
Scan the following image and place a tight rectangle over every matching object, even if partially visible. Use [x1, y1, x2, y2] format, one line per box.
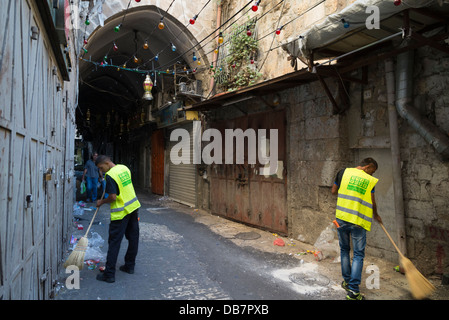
[158, 19, 165, 30]
[190, 15, 197, 25]
[143, 40, 149, 50]
[218, 32, 224, 44]
[252, 1, 260, 12]
[394, 0, 401, 5]
[114, 24, 121, 32]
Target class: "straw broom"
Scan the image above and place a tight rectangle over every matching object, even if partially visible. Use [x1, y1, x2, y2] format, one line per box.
[64, 190, 105, 270]
[380, 223, 435, 299]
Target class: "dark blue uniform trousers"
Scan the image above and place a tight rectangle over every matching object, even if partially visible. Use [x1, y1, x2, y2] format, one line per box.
[104, 209, 139, 278]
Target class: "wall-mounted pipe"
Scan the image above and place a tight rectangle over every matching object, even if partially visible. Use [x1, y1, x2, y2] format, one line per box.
[384, 58, 407, 257]
[395, 50, 449, 160]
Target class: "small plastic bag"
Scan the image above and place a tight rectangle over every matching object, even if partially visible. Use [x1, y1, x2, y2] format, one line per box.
[73, 204, 84, 216]
[89, 232, 105, 248]
[80, 181, 86, 194]
[313, 222, 340, 263]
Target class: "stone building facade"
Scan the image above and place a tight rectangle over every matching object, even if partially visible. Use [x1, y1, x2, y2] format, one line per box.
[76, 0, 449, 277]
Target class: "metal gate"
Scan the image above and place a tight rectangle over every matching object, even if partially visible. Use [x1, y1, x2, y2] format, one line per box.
[168, 123, 197, 207]
[209, 110, 287, 235]
[0, 0, 75, 299]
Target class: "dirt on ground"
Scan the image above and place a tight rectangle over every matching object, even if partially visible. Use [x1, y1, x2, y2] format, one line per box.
[147, 196, 449, 300]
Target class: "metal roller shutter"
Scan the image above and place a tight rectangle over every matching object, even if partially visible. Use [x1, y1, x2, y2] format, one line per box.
[169, 123, 197, 206]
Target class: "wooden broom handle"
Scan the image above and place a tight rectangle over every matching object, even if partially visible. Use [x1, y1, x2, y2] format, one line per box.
[83, 189, 105, 237]
[380, 223, 405, 259]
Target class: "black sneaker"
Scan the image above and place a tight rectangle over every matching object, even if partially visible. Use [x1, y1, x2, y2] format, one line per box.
[119, 265, 134, 274]
[96, 273, 115, 283]
[346, 290, 365, 300]
[341, 281, 350, 292]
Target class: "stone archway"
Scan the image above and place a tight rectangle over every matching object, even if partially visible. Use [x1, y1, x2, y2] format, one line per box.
[79, 0, 216, 83]
[75, 1, 216, 184]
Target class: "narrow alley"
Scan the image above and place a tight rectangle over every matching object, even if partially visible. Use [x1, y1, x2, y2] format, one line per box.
[55, 192, 449, 303]
[2, 0, 449, 302]
[56, 192, 339, 300]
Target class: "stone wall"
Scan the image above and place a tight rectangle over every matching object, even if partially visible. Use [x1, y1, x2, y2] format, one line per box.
[218, 0, 358, 83]
[285, 79, 351, 245]
[399, 46, 449, 274]
[284, 45, 449, 274]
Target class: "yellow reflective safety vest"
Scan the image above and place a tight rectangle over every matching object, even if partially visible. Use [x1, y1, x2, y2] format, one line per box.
[105, 164, 141, 221]
[336, 168, 378, 231]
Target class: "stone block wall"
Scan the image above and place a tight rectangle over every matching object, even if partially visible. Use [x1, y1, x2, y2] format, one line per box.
[285, 80, 352, 245]
[398, 46, 449, 274]
[284, 45, 449, 274]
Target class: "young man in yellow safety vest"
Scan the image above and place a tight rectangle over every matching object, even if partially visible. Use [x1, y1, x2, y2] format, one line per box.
[331, 158, 382, 300]
[95, 155, 141, 283]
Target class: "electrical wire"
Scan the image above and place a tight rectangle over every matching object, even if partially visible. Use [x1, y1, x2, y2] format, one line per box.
[81, 0, 339, 79]
[257, 0, 286, 71]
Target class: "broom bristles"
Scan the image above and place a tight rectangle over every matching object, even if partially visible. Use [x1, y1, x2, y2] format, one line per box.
[64, 236, 88, 270]
[401, 256, 435, 300]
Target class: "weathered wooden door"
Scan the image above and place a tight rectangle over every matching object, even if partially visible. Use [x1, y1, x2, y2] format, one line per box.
[210, 110, 288, 235]
[0, 0, 74, 299]
[151, 129, 164, 195]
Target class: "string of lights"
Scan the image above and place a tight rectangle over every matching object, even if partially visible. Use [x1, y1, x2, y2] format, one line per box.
[80, 0, 408, 80]
[79, 0, 310, 76]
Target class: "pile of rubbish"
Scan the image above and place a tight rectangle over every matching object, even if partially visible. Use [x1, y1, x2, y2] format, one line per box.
[73, 201, 96, 216]
[271, 221, 341, 263]
[69, 202, 107, 268]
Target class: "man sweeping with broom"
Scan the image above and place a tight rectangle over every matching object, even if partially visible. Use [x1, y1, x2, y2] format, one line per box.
[94, 155, 141, 283]
[332, 158, 435, 300]
[332, 158, 382, 300]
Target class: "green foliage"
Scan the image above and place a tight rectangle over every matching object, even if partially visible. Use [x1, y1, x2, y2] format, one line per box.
[213, 19, 262, 92]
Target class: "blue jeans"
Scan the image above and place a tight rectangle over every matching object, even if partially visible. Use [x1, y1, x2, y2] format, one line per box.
[86, 177, 98, 201]
[336, 218, 366, 293]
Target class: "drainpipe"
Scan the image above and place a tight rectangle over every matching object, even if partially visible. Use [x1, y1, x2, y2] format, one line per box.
[385, 49, 449, 258]
[384, 58, 407, 257]
[395, 50, 449, 160]
[209, 3, 222, 97]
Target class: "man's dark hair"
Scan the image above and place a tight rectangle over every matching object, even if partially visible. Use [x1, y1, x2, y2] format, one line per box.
[95, 155, 111, 166]
[360, 157, 378, 169]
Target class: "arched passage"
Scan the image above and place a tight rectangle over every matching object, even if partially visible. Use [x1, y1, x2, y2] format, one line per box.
[76, 4, 210, 195]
